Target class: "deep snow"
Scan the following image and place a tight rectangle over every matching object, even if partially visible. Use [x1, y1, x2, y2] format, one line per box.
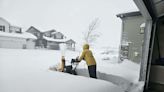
[0, 48, 144, 92]
[0, 48, 123, 92]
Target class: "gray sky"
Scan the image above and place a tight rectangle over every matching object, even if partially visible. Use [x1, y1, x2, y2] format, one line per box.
[0, 0, 138, 48]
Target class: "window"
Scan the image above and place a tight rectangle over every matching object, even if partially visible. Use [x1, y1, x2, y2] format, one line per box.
[0, 25, 5, 32]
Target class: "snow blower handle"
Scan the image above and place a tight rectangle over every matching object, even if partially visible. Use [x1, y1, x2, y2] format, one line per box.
[71, 59, 79, 64]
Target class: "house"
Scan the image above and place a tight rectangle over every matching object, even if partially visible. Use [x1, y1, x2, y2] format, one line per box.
[26, 26, 47, 48]
[134, 0, 164, 91]
[0, 17, 36, 49]
[26, 27, 75, 50]
[117, 11, 146, 63]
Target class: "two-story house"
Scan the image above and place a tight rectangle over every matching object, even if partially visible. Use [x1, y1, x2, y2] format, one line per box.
[117, 11, 146, 63]
[0, 17, 36, 49]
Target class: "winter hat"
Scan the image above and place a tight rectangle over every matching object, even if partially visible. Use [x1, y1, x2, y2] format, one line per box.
[83, 44, 89, 50]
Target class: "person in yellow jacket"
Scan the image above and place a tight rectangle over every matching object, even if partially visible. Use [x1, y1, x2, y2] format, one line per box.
[77, 44, 97, 78]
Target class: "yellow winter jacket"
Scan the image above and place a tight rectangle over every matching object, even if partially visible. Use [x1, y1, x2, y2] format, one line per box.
[79, 44, 96, 66]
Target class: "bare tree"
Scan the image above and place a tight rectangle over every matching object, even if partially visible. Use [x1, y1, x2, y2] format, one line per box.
[83, 18, 101, 46]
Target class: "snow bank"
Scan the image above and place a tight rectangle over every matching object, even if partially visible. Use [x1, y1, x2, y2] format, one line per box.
[0, 49, 123, 92]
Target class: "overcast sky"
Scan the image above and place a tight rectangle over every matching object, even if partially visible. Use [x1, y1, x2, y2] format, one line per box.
[0, 0, 138, 48]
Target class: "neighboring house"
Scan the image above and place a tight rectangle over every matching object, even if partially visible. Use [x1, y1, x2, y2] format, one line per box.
[26, 26, 46, 48]
[0, 17, 36, 49]
[26, 27, 75, 50]
[117, 11, 146, 63]
[65, 39, 76, 51]
[0, 32, 36, 49]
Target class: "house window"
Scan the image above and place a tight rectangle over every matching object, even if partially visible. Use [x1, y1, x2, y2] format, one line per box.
[0, 25, 5, 32]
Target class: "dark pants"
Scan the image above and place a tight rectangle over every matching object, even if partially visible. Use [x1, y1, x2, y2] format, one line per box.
[88, 65, 97, 78]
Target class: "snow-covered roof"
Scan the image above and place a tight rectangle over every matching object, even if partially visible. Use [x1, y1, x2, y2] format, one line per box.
[0, 32, 37, 39]
[43, 36, 67, 42]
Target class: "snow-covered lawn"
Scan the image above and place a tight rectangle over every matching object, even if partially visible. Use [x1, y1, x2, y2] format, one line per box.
[0, 48, 144, 92]
[0, 48, 123, 92]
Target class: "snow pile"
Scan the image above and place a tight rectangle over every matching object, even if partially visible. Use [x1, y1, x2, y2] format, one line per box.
[0, 48, 123, 92]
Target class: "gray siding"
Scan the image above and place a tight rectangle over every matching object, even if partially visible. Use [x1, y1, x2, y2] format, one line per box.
[121, 16, 146, 63]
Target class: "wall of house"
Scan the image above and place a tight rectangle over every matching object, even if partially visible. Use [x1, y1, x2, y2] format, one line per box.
[121, 16, 145, 63]
[0, 36, 26, 49]
[0, 18, 10, 33]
